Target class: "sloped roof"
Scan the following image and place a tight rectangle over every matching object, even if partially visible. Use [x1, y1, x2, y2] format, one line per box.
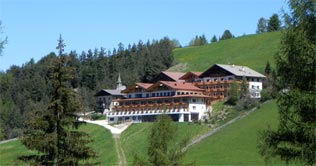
[136, 83, 153, 89]
[121, 83, 153, 93]
[216, 64, 265, 77]
[200, 64, 265, 78]
[162, 71, 186, 81]
[158, 81, 204, 91]
[95, 89, 125, 96]
[179, 71, 203, 80]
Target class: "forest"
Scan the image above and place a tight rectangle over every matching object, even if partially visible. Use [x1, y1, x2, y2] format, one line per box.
[0, 37, 175, 140]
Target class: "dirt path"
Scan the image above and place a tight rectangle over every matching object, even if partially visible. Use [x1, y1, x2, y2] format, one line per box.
[114, 135, 126, 166]
[0, 138, 17, 145]
[183, 101, 270, 152]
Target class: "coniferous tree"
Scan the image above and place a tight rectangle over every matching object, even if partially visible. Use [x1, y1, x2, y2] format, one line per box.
[258, 0, 316, 165]
[267, 14, 281, 32]
[19, 35, 97, 165]
[256, 17, 268, 33]
[211, 35, 218, 43]
[264, 61, 271, 75]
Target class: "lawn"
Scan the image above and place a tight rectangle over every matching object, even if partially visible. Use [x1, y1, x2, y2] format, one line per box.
[120, 122, 212, 165]
[0, 123, 117, 166]
[182, 100, 289, 165]
[172, 32, 281, 74]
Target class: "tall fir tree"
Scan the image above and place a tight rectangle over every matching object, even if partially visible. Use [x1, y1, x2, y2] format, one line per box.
[211, 35, 218, 43]
[19, 35, 97, 165]
[267, 14, 281, 32]
[264, 61, 271, 75]
[258, 0, 316, 165]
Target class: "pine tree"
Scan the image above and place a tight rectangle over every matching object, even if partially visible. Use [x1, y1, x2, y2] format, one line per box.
[267, 14, 281, 32]
[211, 35, 218, 43]
[258, 0, 316, 165]
[264, 61, 271, 75]
[19, 35, 97, 165]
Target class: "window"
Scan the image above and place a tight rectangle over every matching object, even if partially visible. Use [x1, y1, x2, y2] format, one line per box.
[192, 106, 196, 110]
[257, 86, 259, 89]
[192, 99, 196, 102]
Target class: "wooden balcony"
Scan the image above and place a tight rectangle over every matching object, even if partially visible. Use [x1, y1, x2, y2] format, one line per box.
[112, 102, 188, 113]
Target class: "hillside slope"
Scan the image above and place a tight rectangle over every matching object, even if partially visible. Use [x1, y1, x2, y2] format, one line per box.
[0, 124, 117, 165]
[182, 101, 288, 165]
[171, 32, 281, 73]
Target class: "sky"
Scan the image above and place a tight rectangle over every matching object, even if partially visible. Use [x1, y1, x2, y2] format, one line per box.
[0, 0, 289, 71]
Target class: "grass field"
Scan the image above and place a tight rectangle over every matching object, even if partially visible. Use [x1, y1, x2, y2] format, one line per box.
[171, 32, 281, 73]
[120, 122, 212, 165]
[182, 101, 289, 165]
[0, 123, 117, 166]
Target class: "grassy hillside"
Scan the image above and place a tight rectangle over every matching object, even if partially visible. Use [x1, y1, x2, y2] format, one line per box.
[120, 122, 212, 165]
[171, 32, 281, 73]
[0, 124, 117, 166]
[182, 101, 288, 165]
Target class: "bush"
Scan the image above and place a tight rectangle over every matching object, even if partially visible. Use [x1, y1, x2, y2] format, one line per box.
[90, 113, 106, 120]
[235, 95, 259, 111]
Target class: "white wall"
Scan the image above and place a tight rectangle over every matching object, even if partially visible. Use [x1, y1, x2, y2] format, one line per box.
[188, 98, 207, 120]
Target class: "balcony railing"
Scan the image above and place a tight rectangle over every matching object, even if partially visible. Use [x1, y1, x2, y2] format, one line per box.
[112, 102, 188, 113]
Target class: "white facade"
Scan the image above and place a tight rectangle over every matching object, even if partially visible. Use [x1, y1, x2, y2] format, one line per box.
[246, 77, 263, 98]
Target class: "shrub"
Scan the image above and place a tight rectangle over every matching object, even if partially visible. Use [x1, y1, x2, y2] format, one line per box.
[90, 113, 106, 120]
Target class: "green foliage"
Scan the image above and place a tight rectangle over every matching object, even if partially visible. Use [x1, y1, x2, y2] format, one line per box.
[264, 61, 271, 75]
[259, 0, 316, 164]
[226, 81, 239, 105]
[239, 76, 248, 99]
[0, 21, 8, 56]
[267, 14, 281, 32]
[90, 113, 106, 120]
[189, 34, 208, 46]
[235, 95, 259, 111]
[210, 35, 218, 43]
[0, 124, 117, 166]
[172, 32, 281, 73]
[133, 115, 189, 166]
[256, 17, 268, 34]
[0, 100, 24, 140]
[19, 35, 97, 165]
[220, 30, 234, 40]
[121, 122, 210, 166]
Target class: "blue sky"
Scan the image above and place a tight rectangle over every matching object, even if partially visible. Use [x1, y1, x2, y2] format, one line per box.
[0, 0, 288, 71]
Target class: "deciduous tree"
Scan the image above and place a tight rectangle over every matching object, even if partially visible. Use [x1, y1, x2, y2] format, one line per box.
[220, 30, 234, 40]
[256, 17, 268, 33]
[0, 21, 8, 56]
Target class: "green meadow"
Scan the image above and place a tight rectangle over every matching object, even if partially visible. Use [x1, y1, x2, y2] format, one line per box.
[0, 123, 117, 166]
[172, 32, 281, 73]
[120, 122, 212, 165]
[182, 101, 289, 165]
